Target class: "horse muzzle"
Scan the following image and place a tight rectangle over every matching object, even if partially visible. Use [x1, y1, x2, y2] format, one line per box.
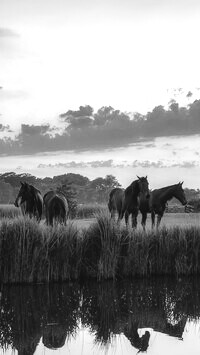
[14, 196, 21, 207]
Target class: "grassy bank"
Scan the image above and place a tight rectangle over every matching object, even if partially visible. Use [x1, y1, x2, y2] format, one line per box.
[0, 212, 200, 283]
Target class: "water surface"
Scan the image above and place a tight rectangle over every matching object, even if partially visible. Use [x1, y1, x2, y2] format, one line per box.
[0, 278, 200, 355]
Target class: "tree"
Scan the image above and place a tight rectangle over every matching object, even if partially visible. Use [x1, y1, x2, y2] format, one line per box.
[57, 182, 78, 218]
[89, 175, 121, 203]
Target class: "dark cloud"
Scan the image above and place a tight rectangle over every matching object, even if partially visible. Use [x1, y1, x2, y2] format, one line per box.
[1, 100, 200, 155]
[21, 124, 50, 136]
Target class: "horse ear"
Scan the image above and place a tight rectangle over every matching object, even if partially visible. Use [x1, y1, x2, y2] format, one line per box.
[181, 181, 184, 185]
[137, 175, 140, 180]
[20, 181, 24, 186]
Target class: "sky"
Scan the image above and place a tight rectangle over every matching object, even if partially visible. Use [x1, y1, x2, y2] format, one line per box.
[1, 0, 200, 189]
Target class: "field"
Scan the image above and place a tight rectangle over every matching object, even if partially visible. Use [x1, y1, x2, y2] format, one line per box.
[75, 212, 200, 229]
[0, 204, 200, 284]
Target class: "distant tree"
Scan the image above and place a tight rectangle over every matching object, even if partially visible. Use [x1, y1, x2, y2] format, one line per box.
[89, 175, 121, 203]
[0, 181, 14, 203]
[57, 182, 78, 218]
[104, 175, 121, 189]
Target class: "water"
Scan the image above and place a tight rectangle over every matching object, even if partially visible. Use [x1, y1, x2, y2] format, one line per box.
[0, 278, 200, 355]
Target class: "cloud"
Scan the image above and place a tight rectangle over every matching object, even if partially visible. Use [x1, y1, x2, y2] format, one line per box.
[171, 161, 197, 168]
[0, 124, 11, 132]
[1, 100, 200, 155]
[37, 159, 199, 170]
[21, 124, 50, 136]
[0, 89, 29, 100]
[0, 28, 19, 37]
[186, 91, 193, 98]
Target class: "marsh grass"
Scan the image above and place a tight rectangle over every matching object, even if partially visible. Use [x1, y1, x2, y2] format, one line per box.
[0, 204, 21, 218]
[76, 204, 107, 219]
[0, 213, 200, 283]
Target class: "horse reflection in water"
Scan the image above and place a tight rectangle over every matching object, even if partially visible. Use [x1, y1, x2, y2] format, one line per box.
[124, 321, 150, 353]
[14, 181, 43, 221]
[44, 190, 68, 226]
[0, 279, 195, 355]
[139, 182, 187, 229]
[108, 176, 150, 228]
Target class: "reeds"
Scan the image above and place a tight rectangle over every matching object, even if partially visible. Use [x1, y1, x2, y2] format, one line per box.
[0, 213, 200, 283]
[76, 203, 107, 219]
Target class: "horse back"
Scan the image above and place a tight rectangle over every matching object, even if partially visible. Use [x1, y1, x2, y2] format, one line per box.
[44, 191, 68, 224]
[108, 188, 124, 212]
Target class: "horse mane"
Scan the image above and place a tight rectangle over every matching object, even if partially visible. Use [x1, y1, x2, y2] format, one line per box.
[154, 183, 180, 193]
[129, 179, 140, 195]
[30, 184, 41, 195]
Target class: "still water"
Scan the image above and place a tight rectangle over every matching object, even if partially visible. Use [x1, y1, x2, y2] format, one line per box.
[0, 278, 200, 355]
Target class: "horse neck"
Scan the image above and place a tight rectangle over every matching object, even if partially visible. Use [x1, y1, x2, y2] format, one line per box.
[130, 180, 140, 198]
[159, 185, 177, 203]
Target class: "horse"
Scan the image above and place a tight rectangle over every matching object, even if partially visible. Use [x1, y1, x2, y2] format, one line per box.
[14, 182, 43, 221]
[139, 182, 187, 229]
[108, 187, 125, 222]
[44, 190, 69, 226]
[108, 176, 150, 228]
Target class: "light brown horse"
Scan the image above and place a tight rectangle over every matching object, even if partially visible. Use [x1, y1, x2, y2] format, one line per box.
[139, 182, 187, 229]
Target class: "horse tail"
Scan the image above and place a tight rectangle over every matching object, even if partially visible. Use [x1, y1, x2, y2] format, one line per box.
[48, 195, 68, 225]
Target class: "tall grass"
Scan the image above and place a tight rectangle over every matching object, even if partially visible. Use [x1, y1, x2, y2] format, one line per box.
[0, 204, 21, 218]
[76, 203, 107, 219]
[0, 212, 200, 283]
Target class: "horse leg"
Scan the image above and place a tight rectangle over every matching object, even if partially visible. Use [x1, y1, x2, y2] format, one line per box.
[111, 209, 116, 220]
[131, 211, 138, 229]
[151, 211, 155, 229]
[117, 205, 123, 224]
[141, 212, 147, 231]
[125, 211, 129, 227]
[156, 214, 163, 229]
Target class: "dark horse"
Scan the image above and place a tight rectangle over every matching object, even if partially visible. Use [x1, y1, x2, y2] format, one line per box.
[14, 182, 43, 221]
[108, 176, 150, 228]
[139, 182, 187, 229]
[44, 191, 69, 226]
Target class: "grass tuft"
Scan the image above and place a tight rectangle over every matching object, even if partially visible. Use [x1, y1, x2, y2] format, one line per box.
[0, 213, 200, 283]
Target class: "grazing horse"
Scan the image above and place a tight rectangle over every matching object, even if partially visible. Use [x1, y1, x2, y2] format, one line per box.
[44, 191, 69, 226]
[108, 176, 150, 228]
[139, 182, 187, 229]
[14, 182, 43, 221]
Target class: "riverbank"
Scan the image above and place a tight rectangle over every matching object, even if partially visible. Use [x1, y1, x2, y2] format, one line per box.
[0, 213, 200, 283]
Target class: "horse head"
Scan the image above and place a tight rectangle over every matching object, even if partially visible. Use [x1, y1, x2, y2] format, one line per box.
[174, 182, 187, 206]
[14, 181, 30, 207]
[137, 175, 150, 199]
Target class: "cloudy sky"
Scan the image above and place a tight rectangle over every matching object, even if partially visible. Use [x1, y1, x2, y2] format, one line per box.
[1, 0, 200, 189]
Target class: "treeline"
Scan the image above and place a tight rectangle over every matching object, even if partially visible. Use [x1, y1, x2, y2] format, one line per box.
[0, 172, 200, 210]
[0, 172, 121, 205]
[1, 100, 200, 154]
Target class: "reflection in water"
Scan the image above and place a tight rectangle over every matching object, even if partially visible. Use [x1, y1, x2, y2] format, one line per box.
[0, 278, 200, 354]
